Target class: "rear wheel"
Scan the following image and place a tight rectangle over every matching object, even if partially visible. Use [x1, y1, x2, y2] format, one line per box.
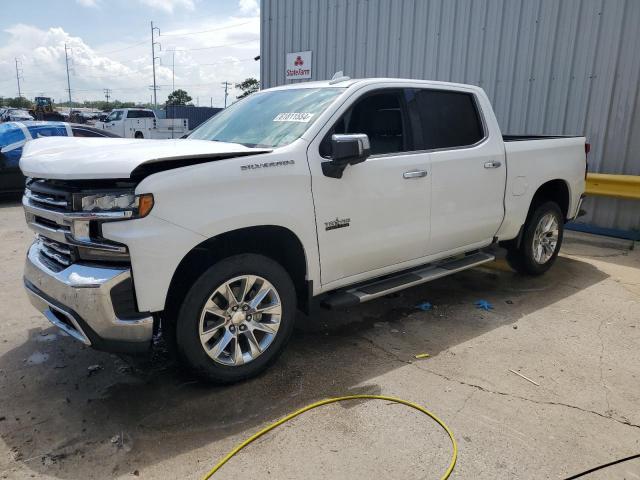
[506, 201, 564, 276]
[176, 254, 296, 383]
[134, 131, 144, 139]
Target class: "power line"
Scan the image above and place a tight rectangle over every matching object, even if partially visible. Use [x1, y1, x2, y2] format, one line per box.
[95, 38, 149, 55]
[159, 20, 254, 37]
[173, 57, 256, 67]
[169, 39, 257, 52]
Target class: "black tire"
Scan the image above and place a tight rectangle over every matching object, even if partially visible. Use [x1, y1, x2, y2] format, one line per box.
[175, 254, 296, 383]
[134, 131, 144, 139]
[505, 201, 564, 276]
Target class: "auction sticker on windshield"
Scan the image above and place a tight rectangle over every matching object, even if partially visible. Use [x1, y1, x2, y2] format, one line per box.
[273, 112, 314, 122]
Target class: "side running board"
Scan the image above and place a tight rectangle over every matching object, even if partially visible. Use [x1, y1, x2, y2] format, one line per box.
[321, 252, 495, 309]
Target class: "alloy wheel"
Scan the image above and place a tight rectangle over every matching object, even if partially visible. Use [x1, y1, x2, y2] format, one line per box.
[198, 275, 282, 366]
[532, 213, 559, 264]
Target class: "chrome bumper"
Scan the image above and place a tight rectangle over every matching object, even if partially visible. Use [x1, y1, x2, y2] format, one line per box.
[24, 241, 154, 353]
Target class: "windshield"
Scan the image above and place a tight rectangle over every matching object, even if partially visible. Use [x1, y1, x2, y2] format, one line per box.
[188, 87, 345, 148]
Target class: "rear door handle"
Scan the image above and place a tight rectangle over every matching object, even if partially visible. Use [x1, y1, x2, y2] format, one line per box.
[403, 170, 428, 179]
[484, 161, 502, 169]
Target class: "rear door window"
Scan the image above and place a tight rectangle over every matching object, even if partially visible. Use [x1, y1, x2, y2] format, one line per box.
[410, 89, 484, 150]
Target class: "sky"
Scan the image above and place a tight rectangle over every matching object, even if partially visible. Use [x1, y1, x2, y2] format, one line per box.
[0, 0, 260, 107]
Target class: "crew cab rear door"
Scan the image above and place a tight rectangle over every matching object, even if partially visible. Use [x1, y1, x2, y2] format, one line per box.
[409, 87, 506, 254]
[308, 86, 432, 288]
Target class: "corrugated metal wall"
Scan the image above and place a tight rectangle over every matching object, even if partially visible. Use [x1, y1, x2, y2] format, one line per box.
[261, 0, 640, 232]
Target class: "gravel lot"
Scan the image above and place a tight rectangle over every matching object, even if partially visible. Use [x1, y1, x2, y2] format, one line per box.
[0, 198, 639, 479]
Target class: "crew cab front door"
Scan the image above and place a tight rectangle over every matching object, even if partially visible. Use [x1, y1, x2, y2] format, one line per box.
[308, 87, 431, 288]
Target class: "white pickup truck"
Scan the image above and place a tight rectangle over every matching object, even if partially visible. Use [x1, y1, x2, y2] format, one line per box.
[20, 77, 587, 383]
[98, 108, 188, 139]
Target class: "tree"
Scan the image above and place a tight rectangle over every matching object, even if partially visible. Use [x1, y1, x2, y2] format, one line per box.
[166, 89, 192, 106]
[1, 97, 32, 109]
[236, 78, 259, 99]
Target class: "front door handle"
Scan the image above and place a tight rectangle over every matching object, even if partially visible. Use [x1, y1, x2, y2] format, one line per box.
[403, 170, 428, 179]
[484, 161, 502, 169]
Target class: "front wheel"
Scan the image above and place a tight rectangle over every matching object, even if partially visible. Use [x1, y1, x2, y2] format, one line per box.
[176, 254, 296, 383]
[506, 201, 564, 276]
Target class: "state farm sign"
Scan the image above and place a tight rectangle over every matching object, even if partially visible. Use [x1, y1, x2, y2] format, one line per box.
[286, 51, 312, 80]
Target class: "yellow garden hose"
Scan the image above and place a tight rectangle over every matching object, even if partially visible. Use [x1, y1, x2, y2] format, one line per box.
[202, 394, 458, 480]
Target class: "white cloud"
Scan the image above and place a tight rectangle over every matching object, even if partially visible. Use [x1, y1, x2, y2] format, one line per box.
[137, 0, 195, 13]
[76, 0, 100, 7]
[0, 18, 260, 106]
[238, 0, 259, 16]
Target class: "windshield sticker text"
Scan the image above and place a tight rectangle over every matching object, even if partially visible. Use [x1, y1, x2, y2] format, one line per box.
[273, 112, 314, 123]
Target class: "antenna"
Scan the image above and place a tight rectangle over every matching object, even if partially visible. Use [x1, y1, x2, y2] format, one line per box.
[329, 71, 351, 84]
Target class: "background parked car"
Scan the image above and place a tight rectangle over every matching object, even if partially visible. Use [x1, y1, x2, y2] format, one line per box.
[0, 108, 34, 122]
[0, 121, 119, 194]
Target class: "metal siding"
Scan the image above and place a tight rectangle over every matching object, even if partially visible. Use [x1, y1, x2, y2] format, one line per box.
[262, 0, 640, 232]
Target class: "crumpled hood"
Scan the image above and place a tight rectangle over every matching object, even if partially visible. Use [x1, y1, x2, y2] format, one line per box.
[20, 137, 269, 180]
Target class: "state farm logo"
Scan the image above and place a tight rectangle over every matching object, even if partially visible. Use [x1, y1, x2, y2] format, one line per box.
[286, 51, 312, 79]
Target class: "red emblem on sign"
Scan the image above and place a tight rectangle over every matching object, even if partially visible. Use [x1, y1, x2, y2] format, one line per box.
[294, 56, 304, 66]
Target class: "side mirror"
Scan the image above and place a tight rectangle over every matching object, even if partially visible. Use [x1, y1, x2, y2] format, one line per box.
[322, 133, 371, 179]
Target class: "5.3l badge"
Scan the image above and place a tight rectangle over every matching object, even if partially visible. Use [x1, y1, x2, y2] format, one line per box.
[324, 217, 350, 231]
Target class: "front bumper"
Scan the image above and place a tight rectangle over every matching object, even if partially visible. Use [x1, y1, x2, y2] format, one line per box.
[24, 241, 154, 354]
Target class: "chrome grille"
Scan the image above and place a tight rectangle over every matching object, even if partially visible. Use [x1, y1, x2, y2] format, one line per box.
[23, 180, 131, 267]
[24, 189, 68, 209]
[38, 236, 73, 270]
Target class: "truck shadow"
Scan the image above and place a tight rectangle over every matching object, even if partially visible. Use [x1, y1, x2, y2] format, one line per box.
[0, 255, 607, 479]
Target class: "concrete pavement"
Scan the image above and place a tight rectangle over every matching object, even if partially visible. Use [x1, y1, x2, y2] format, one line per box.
[0, 199, 638, 479]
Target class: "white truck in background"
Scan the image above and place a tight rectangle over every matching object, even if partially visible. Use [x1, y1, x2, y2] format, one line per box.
[20, 77, 587, 384]
[98, 108, 188, 139]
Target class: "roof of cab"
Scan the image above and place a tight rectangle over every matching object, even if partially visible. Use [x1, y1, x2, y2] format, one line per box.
[264, 77, 483, 93]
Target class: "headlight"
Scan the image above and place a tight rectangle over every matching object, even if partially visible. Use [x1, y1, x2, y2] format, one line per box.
[74, 192, 154, 218]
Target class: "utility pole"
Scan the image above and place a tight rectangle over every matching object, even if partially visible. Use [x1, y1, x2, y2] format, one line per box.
[150, 21, 161, 108]
[210, 97, 212, 108]
[64, 43, 73, 107]
[104, 88, 112, 106]
[221, 81, 230, 108]
[172, 50, 175, 93]
[14, 58, 23, 98]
